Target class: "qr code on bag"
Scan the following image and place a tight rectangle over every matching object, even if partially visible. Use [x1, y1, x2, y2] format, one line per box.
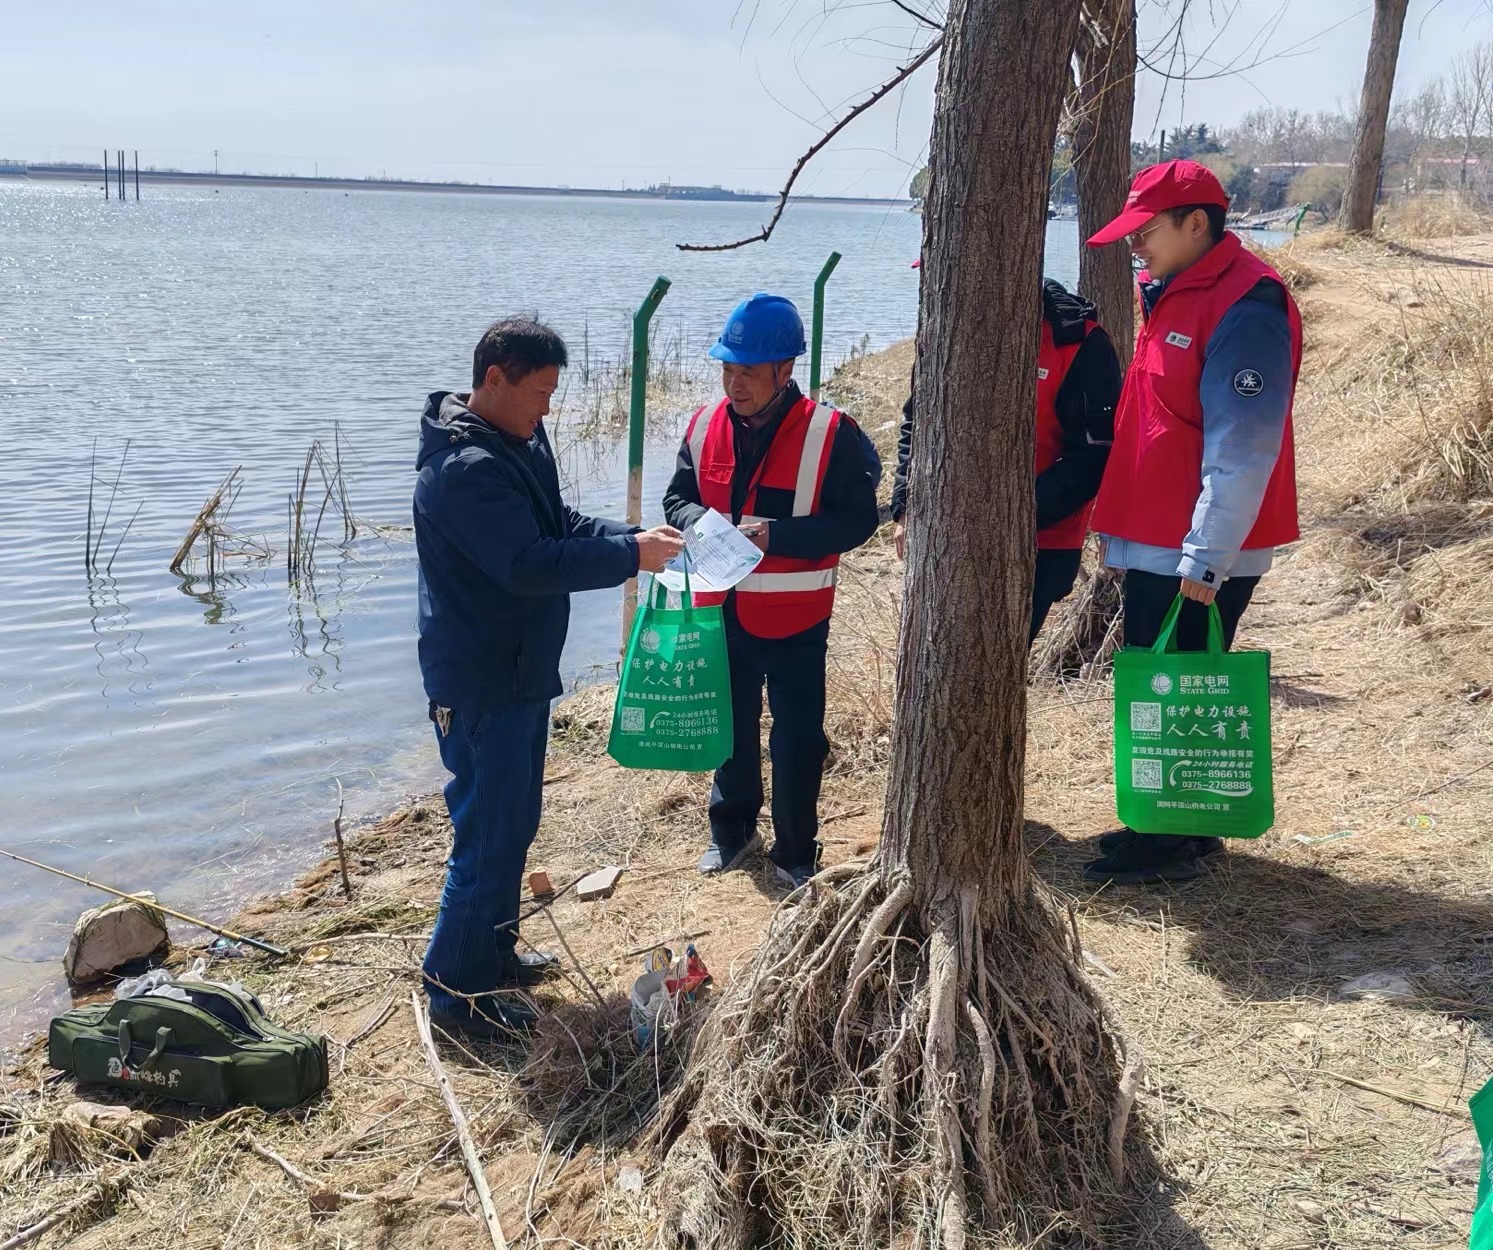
[1131, 758, 1163, 791]
[620, 706, 645, 734]
[1129, 701, 1162, 733]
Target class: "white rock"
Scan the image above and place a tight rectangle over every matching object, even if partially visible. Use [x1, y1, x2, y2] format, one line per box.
[1337, 972, 1414, 1002]
[62, 894, 170, 985]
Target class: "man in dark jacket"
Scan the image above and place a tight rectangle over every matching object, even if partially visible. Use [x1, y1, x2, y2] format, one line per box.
[663, 294, 881, 888]
[892, 278, 1121, 642]
[415, 317, 683, 1038]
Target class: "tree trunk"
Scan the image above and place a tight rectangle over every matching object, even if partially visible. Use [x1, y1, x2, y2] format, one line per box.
[1340, 0, 1411, 233]
[884, 0, 1081, 915]
[1073, 0, 1138, 366]
[656, 5, 1140, 1247]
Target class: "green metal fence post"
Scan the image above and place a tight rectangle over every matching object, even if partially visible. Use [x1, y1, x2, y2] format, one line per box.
[808, 251, 842, 400]
[622, 275, 672, 647]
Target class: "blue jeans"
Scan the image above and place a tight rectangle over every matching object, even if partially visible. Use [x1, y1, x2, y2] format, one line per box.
[422, 700, 549, 1016]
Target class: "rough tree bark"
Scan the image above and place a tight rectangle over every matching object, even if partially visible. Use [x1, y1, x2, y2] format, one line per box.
[1072, 0, 1138, 368]
[1340, 0, 1411, 234]
[656, 2, 1134, 1247]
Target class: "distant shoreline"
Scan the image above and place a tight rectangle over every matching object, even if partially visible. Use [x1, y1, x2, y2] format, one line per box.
[0, 164, 912, 209]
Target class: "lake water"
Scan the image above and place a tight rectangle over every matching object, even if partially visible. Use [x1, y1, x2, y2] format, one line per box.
[0, 181, 1086, 1039]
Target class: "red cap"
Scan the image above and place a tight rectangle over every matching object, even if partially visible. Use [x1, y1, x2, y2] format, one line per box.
[1086, 160, 1230, 248]
[910, 259, 921, 269]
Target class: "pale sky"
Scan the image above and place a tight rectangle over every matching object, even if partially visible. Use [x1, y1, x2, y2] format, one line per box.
[2, 1, 1488, 198]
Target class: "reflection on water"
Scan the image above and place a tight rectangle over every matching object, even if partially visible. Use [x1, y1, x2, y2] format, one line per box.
[0, 180, 1079, 1041]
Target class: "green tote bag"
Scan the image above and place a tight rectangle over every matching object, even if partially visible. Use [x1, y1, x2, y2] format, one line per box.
[608, 571, 733, 772]
[1113, 594, 1274, 838]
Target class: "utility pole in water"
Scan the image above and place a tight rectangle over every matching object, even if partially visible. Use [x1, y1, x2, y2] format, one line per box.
[214, 149, 219, 175]
[134, 150, 140, 200]
[103, 149, 110, 199]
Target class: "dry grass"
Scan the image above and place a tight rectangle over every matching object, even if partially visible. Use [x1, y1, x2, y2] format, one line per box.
[6, 240, 1493, 1248]
[1386, 192, 1493, 240]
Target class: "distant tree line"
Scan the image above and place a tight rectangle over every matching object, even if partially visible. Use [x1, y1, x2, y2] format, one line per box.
[912, 41, 1493, 220]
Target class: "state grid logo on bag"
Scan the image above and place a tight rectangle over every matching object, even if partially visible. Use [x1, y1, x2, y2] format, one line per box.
[639, 626, 662, 655]
[1150, 672, 1173, 696]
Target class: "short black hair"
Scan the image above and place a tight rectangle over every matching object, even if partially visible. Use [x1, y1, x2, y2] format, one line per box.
[472, 318, 568, 389]
[1167, 203, 1227, 244]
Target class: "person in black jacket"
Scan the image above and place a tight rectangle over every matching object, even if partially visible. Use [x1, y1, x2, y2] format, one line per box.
[892, 279, 1121, 642]
[414, 318, 683, 1039]
[662, 294, 881, 888]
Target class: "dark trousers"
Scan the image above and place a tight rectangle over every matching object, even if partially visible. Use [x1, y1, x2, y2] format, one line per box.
[1030, 548, 1084, 644]
[422, 700, 549, 1015]
[1122, 569, 1260, 651]
[709, 605, 830, 870]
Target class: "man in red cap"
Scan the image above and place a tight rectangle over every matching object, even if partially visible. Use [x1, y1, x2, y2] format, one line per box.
[1082, 158, 1301, 885]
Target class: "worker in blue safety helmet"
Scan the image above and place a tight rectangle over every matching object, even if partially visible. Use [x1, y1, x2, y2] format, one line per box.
[663, 293, 882, 889]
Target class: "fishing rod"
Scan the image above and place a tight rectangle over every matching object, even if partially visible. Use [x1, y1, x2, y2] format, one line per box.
[1, 849, 289, 959]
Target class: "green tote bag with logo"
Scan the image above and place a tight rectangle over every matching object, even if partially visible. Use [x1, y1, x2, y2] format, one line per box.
[1113, 595, 1274, 838]
[608, 572, 733, 772]
[1470, 1077, 1493, 1250]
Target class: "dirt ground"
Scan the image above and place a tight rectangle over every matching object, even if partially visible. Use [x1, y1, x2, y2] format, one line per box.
[3, 230, 1493, 1249]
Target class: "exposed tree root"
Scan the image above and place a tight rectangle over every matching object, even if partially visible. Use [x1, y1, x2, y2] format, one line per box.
[653, 871, 1139, 1249]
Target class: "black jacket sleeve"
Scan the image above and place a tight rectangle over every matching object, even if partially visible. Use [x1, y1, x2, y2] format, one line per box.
[889, 364, 916, 523]
[1033, 325, 1121, 531]
[662, 437, 709, 533]
[766, 416, 882, 561]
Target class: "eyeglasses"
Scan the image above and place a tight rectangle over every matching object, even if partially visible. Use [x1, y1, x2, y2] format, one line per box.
[1127, 218, 1171, 248]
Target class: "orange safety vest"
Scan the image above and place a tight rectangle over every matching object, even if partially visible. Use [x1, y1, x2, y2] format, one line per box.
[685, 395, 841, 639]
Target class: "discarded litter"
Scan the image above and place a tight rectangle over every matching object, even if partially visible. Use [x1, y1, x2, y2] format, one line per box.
[1293, 831, 1355, 846]
[1407, 812, 1439, 832]
[1338, 972, 1415, 1002]
[616, 1165, 645, 1194]
[630, 943, 711, 1049]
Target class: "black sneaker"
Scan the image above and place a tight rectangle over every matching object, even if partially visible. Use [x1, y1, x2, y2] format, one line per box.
[1097, 828, 1144, 854]
[430, 996, 538, 1041]
[496, 949, 561, 987]
[1082, 835, 1204, 885]
[698, 833, 761, 875]
[1098, 829, 1225, 859]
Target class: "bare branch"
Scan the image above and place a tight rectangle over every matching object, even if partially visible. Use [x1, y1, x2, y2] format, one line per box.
[677, 35, 942, 252]
[889, 0, 943, 29]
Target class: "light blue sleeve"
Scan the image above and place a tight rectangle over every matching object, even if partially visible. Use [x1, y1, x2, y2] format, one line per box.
[1178, 292, 1293, 584]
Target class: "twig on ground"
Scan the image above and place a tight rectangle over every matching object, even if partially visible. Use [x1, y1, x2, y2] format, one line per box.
[411, 993, 512, 1250]
[247, 1136, 465, 1212]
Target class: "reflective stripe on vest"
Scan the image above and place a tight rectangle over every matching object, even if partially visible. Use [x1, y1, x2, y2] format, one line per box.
[736, 567, 839, 593]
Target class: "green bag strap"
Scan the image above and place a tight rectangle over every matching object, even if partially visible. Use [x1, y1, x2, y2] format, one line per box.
[649, 558, 695, 611]
[1151, 594, 1226, 656]
[117, 1019, 174, 1068]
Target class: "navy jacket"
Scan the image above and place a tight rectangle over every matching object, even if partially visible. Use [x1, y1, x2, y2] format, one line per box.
[414, 391, 640, 711]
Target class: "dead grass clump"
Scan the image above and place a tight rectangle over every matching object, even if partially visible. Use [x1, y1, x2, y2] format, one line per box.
[550, 683, 616, 756]
[522, 994, 697, 1149]
[1250, 240, 1324, 292]
[1386, 193, 1493, 240]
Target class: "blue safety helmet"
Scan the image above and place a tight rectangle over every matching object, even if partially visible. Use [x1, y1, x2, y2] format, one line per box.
[708, 293, 806, 366]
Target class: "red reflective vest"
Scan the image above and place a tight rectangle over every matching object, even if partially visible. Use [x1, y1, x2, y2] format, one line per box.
[685, 395, 840, 640]
[1089, 232, 1301, 550]
[1035, 320, 1092, 550]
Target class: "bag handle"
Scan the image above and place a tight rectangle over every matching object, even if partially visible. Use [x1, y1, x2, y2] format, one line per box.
[117, 1019, 175, 1068]
[1150, 594, 1226, 657]
[649, 556, 695, 611]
